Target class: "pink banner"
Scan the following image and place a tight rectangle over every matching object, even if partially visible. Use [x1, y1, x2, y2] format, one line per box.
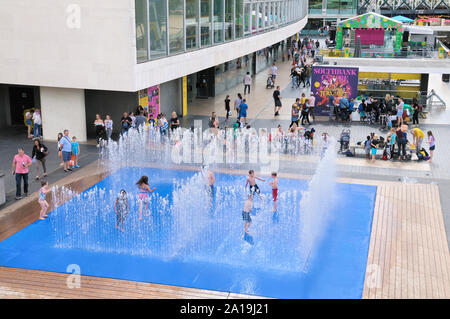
[355, 29, 385, 45]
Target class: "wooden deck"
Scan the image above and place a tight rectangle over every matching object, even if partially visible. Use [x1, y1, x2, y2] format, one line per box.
[0, 267, 259, 299]
[362, 183, 450, 299]
[0, 162, 448, 299]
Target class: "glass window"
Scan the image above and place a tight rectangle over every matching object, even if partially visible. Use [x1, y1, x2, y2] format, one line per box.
[235, 0, 244, 38]
[225, 0, 233, 41]
[169, 0, 184, 54]
[214, 0, 224, 43]
[244, 2, 250, 36]
[201, 0, 212, 46]
[186, 0, 198, 49]
[258, 3, 263, 32]
[309, 0, 322, 14]
[149, 0, 167, 59]
[135, 0, 148, 62]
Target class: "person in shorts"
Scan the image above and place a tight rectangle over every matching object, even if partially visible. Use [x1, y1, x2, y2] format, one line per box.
[245, 170, 265, 200]
[273, 86, 282, 116]
[242, 194, 253, 234]
[269, 172, 278, 213]
[114, 189, 129, 232]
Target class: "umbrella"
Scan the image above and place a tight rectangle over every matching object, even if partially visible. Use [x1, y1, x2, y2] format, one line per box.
[392, 16, 414, 23]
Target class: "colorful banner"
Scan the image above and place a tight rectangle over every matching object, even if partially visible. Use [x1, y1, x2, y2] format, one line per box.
[311, 66, 359, 116]
[139, 86, 160, 120]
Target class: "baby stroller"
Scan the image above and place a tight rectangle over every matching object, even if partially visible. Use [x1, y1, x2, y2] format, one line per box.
[338, 129, 351, 153]
[266, 74, 275, 89]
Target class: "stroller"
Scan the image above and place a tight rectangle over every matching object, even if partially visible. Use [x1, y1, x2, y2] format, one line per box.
[266, 74, 275, 89]
[338, 129, 351, 153]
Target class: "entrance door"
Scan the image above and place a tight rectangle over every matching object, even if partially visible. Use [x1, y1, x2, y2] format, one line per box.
[9, 86, 35, 125]
[196, 67, 215, 98]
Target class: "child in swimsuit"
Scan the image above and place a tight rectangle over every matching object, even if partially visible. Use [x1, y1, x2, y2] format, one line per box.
[269, 172, 278, 213]
[114, 189, 129, 232]
[38, 180, 49, 220]
[242, 194, 253, 234]
[136, 176, 156, 220]
[245, 170, 265, 200]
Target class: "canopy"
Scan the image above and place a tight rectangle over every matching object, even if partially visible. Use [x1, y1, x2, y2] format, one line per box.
[392, 16, 414, 23]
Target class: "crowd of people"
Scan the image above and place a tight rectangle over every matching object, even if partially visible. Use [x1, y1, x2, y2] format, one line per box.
[360, 124, 435, 163]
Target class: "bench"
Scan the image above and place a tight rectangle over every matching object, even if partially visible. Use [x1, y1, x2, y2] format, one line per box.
[348, 143, 412, 156]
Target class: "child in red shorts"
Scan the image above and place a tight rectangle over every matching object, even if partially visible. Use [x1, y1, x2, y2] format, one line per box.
[269, 172, 278, 213]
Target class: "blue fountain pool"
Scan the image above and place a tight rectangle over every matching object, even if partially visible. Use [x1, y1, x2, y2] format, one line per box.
[0, 167, 376, 298]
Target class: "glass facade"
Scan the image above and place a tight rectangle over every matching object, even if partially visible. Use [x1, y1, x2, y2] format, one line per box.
[201, 0, 212, 46]
[186, 0, 199, 49]
[136, 0, 148, 62]
[136, 0, 307, 62]
[169, 0, 184, 54]
[309, 0, 357, 15]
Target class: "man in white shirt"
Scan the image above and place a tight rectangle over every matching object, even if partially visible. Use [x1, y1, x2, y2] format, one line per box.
[32, 109, 42, 138]
[243, 72, 252, 95]
[271, 63, 278, 83]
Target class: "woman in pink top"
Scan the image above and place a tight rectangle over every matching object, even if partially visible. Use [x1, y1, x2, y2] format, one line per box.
[11, 147, 32, 200]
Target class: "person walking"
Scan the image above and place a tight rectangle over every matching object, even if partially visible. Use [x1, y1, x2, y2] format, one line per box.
[234, 93, 242, 119]
[243, 72, 251, 95]
[59, 129, 73, 172]
[25, 111, 33, 139]
[104, 114, 113, 140]
[224, 95, 231, 121]
[31, 138, 48, 180]
[94, 114, 105, 147]
[32, 109, 42, 138]
[301, 99, 311, 125]
[11, 147, 32, 200]
[273, 86, 282, 116]
[239, 99, 248, 125]
[271, 63, 278, 84]
[290, 98, 300, 128]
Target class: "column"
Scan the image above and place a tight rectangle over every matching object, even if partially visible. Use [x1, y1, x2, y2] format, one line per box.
[40, 87, 87, 142]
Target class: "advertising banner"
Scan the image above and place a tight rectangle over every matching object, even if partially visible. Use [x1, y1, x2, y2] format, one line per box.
[139, 85, 160, 120]
[311, 66, 359, 116]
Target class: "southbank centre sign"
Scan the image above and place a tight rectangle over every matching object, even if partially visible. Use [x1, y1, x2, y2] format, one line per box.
[311, 66, 359, 116]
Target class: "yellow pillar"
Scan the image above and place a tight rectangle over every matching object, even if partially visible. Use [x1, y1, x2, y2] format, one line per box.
[182, 76, 188, 116]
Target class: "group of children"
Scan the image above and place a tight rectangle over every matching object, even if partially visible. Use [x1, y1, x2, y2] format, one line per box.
[243, 170, 278, 235]
[111, 169, 279, 236]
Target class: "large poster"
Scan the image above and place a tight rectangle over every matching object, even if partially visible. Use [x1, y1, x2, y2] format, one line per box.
[311, 66, 359, 116]
[139, 85, 160, 120]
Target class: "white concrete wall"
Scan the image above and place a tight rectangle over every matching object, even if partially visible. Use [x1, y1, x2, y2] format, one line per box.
[40, 87, 87, 142]
[0, 0, 136, 91]
[0, 0, 307, 92]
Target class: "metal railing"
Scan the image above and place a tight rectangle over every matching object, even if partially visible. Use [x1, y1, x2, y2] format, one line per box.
[319, 48, 444, 59]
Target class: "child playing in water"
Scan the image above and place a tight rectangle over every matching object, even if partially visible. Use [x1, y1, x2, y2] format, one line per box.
[136, 176, 156, 220]
[38, 180, 49, 220]
[242, 194, 253, 234]
[114, 189, 129, 232]
[269, 172, 278, 213]
[245, 170, 265, 200]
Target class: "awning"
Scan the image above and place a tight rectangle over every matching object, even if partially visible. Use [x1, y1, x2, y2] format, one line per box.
[392, 16, 414, 23]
